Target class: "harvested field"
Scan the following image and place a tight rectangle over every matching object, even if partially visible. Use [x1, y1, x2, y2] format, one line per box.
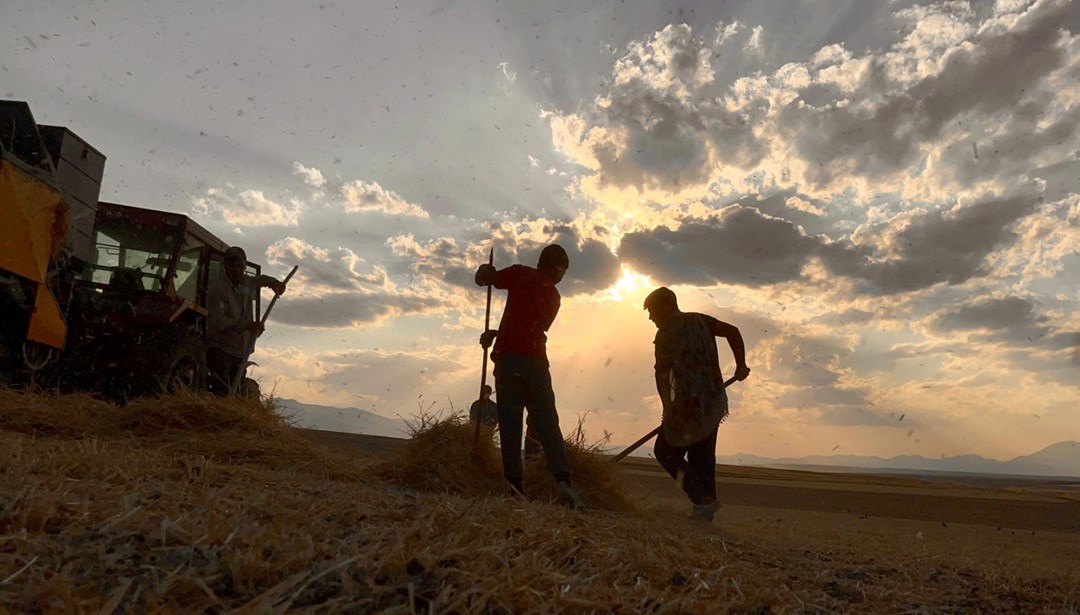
[1, 389, 1078, 613]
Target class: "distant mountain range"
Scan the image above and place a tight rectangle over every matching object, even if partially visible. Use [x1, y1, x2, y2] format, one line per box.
[275, 398, 410, 439]
[630, 441, 1080, 478]
[277, 398, 1079, 478]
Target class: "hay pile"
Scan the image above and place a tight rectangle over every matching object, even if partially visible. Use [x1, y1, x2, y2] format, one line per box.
[378, 412, 636, 511]
[1, 388, 1077, 612]
[0, 387, 367, 480]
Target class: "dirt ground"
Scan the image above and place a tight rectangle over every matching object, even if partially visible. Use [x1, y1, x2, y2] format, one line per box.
[300, 428, 1080, 585]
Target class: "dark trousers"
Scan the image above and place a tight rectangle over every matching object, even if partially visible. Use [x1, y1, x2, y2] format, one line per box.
[654, 424, 719, 505]
[494, 354, 572, 491]
[206, 347, 243, 396]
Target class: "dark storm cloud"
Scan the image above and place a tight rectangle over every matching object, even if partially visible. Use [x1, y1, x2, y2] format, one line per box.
[619, 206, 822, 287]
[822, 192, 1043, 295]
[270, 293, 443, 328]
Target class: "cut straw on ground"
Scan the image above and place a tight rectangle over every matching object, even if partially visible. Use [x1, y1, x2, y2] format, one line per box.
[0, 388, 1076, 613]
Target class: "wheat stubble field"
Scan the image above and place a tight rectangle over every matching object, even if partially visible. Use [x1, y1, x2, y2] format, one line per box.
[1, 390, 1077, 613]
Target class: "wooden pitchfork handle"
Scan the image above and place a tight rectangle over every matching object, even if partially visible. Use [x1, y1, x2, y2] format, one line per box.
[473, 248, 494, 447]
[610, 375, 739, 463]
[260, 265, 299, 325]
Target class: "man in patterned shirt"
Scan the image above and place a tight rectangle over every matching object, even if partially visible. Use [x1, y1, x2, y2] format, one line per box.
[475, 244, 585, 509]
[644, 287, 750, 522]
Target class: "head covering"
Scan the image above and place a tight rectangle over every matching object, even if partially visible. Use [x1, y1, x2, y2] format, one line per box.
[224, 246, 247, 262]
[537, 244, 569, 271]
[643, 286, 678, 311]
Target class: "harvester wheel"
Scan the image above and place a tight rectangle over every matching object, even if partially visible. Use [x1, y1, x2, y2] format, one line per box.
[163, 339, 206, 394]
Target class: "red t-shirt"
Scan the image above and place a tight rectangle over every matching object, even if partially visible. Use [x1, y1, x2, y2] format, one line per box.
[492, 264, 560, 360]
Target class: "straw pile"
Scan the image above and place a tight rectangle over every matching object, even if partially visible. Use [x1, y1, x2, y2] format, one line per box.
[0, 387, 368, 480]
[377, 411, 635, 511]
[1, 388, 1077, 613]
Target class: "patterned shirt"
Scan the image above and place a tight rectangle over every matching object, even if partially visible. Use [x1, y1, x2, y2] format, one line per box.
[654, 311, 729, 446]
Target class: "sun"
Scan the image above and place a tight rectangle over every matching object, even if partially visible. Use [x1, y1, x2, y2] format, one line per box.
[607, 266, 652, 302]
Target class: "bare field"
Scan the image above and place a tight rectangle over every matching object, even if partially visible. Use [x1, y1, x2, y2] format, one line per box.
[1, 396, 1077, 613]
[304, 429, 1080, 599]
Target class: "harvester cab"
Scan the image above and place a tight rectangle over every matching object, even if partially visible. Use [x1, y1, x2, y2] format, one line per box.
[2, 100, 266, 400]
[65, 203, 261, 398]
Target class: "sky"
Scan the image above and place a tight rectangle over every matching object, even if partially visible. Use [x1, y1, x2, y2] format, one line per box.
[4, 0, 1079, 461]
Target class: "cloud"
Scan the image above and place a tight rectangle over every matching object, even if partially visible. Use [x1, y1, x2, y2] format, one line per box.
[930, 294, 1080, 352]
[265, 237, 387, 293]
[713, 20, 743, 48]
[547, 24, 764, 203]
[341, 180, 429, 218]
[547, 0, 1080, 205]
[511, 224, 622, 297]
[269, 292, 443, 328]
[610, 188, 1044, 297]
[292, 161, 326, 189]
[934, 296, 1046, 332]
[192, 187, 300, 226]
[822, 191, 1043, 294]
[311, 348, 471, 414]
[619, 205, 822, 287]
[785, 196, 826, 217]
[745, 25, 764, 56]
[775, 0, 1078, 195]
[388, 219, 622, 297]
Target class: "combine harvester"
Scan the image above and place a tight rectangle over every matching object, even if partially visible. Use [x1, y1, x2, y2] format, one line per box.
[0, 100, 267, 400]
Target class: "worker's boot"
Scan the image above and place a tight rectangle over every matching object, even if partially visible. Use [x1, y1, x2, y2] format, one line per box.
[691, 500, 721, 523]
[556, 481, 586, 511]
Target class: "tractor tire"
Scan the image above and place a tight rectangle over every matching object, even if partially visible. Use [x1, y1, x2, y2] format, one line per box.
[162, 337, 207, 394]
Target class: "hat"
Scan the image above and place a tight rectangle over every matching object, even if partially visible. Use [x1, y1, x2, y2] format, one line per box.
[537, 244, 569, 270]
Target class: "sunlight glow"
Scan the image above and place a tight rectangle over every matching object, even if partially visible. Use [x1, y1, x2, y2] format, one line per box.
[606, 266, 653, 302]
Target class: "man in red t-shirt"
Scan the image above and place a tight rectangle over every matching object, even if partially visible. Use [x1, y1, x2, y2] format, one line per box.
[475, 244, 585, 509]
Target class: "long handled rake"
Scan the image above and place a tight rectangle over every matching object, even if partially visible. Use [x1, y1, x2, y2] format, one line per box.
[610, 375, 740, 463]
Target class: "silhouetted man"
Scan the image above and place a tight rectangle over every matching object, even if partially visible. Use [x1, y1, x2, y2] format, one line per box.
[470, 384, 498, 427]
[644, 287, 750, 522]
[206, 246, 287, 396]
[475, 244, 584, 509]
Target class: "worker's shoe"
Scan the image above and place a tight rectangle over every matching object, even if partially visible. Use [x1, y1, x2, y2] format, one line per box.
[691, 500, 721, 523]
[508, 481, 525, 500]
[556, 481, 586, 510]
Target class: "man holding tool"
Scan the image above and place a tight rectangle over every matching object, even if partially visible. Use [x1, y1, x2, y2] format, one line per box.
[474, 244, 585, 509]
[206, 246, 292, 396]
[643, 287, 750, 522]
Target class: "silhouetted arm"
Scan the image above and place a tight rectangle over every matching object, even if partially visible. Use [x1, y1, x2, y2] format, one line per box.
[707, 316, 750, 381]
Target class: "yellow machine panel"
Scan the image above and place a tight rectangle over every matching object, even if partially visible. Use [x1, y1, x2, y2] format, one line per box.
[0, 158, 69, 348]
